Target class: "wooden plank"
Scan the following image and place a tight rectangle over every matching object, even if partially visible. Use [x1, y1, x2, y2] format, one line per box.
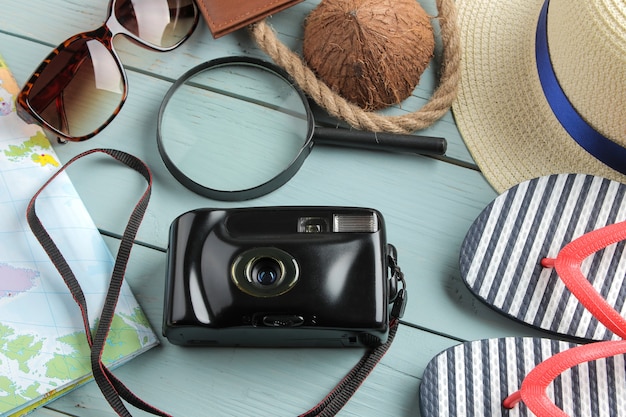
[37, 323, 457, 417]
[43, 127, 539, 340]
[0, 0, 475, 164]
[0, 2, 551, 416]
[29, 237, 462, 417]
[0, 32, 543, 341]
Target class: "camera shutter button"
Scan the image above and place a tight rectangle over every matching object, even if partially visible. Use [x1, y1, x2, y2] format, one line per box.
[262, 314, 305, 327]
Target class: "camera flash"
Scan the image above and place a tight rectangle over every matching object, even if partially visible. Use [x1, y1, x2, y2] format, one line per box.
[333, 214, 379, 232]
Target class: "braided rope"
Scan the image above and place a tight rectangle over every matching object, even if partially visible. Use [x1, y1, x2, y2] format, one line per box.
[250, 0, 461, 134]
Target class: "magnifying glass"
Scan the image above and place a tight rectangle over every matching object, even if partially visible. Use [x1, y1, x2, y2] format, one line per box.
[157, 56, 446, 201]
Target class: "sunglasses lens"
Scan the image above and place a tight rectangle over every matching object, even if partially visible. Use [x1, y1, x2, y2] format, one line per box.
[115, 0, 197, 48]
[27, 38, 124, 139]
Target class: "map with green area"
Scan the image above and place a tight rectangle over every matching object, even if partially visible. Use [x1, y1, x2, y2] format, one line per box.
[0, 54, 158, 416]
[3, 130, 59, 167]
[0, 308, 156, 415]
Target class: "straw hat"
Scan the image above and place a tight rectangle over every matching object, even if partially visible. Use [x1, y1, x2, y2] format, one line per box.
[454, 0, 626, 193]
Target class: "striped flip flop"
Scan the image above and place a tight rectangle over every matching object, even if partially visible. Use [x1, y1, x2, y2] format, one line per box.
[419, 337, 626, 417]
[460, 174, 626, 342]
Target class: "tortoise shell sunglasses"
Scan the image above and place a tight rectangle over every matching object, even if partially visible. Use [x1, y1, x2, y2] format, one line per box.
[17, 0, 199, 142]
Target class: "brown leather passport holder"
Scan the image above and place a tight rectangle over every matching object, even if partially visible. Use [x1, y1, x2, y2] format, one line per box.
[197, 0, 304, 38]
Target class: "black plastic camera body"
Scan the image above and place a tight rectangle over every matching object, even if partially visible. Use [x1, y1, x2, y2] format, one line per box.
[163, 207, 399, 347]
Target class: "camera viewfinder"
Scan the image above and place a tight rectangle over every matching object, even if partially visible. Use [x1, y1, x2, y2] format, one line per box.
[298, 217, 330, 233]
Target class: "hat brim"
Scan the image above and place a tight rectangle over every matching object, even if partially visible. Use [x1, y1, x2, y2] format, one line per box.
[453, 0, 626, 193]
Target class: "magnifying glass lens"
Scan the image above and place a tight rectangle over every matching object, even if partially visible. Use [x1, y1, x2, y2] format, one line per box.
[159, 62, 310, 194]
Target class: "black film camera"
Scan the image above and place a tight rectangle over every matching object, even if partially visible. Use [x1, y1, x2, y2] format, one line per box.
[163, 207, 405, 347]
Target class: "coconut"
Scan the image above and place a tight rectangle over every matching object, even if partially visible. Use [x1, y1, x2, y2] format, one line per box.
[302, 0, 435, 111]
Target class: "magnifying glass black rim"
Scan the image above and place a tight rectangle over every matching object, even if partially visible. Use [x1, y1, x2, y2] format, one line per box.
[157, 56, 315, 201]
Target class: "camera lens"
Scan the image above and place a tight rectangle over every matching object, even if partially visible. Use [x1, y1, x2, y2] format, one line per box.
[251, 258, 281, 286]
[232, 248, 299, 297]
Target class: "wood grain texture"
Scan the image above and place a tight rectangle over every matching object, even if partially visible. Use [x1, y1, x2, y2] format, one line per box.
[0, 1, 546, 416]
[34, 237, 460, 417]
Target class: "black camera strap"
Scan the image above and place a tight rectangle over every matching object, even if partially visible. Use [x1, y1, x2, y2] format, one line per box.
[299, 255, 407, 417]
[27, 148, 167, 417]
[26, 148, 407, 417]
[298, 317, 403, 417]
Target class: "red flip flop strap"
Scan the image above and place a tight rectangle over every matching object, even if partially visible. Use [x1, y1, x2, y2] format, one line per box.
[503, 340, 626, 416]
[543, 221, 626, 339]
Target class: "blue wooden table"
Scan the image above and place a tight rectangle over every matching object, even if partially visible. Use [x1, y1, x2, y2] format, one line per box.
[1, 1, 547, 416]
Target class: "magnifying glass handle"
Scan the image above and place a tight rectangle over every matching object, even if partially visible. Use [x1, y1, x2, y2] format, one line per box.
[313, 127, 447, 156]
